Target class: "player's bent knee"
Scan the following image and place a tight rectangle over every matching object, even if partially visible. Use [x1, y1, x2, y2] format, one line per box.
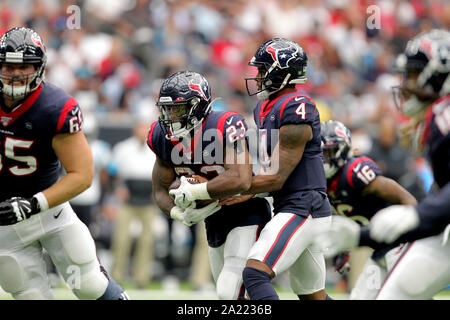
[60, 223, 97, 265]
[97, 277, 130, 300]
[72, 268, 109, 300]
[0, 255, 26, 294]
[216, 273, 242, 300]
[397, 256, 442, 298]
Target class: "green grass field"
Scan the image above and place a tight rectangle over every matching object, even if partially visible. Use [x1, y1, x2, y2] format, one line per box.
[1, 283, 449, 300]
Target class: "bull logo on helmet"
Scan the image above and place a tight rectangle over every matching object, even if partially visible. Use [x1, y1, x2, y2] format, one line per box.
[189, 79, 208, 101]
[30, 32, 45, 50]
[266, 41, 301, 69]
[334, 126, 351, 145]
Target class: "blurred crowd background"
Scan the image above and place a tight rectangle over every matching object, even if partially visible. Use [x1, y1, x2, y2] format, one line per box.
[1, 0, 448, 295]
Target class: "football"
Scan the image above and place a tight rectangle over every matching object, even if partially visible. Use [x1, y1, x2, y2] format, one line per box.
[169, 175, 215, 208]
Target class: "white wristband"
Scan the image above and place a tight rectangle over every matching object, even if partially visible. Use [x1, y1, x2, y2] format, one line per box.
[189, 182, 211, 200]
[33, 192, 49, 212]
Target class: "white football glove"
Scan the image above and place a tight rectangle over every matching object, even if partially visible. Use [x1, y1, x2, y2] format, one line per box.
[313, 216, 361, 258]
[169, 176, 211, 209]
[184, 201, 221, 225]
[370, 205, 419, 244]
[170, 204, 194, 227]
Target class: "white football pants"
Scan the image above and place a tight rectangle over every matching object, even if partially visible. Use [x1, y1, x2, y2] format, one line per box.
[0, 202, 108, 300]
[350, 244, 408, 300]
[247, 212, 331, 295]
[375, 231, 450, 300]
[209, 225, 261, 300]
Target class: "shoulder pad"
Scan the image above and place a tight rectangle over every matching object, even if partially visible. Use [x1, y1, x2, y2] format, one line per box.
[279, 94, 317, 126]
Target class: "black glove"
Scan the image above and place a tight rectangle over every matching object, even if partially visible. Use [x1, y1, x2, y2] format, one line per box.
[333, 250, 351, 275]
[0, 197, 41, 226]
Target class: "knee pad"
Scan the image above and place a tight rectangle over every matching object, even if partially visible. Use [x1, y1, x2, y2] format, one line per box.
[72, 267, 109, 300]
[59, 223, 97, 265]
[0, 255, 52, 300]
[289, 249, 326, 295]
[0, 255, 26, 294]
[216, 268, 244, 300]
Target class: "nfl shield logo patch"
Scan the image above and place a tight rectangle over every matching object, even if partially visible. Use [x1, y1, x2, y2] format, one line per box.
[0, 116, 12, 126]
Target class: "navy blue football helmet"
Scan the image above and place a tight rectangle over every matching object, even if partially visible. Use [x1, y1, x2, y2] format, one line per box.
[0, 27, 47, 100]
[320, 120, 352, 179]
[246, 38, 308, 100]
[157, 71, 212, 140]
[392, 29, 450, 117]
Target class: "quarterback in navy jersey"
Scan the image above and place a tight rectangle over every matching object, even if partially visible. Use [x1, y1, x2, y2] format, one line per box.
[224, 38, 333, 300]
[149, 70, 271, 300]
[321, 120, 417, 299]
[0, 27, 128, 300]
[315, 29, 450, 299]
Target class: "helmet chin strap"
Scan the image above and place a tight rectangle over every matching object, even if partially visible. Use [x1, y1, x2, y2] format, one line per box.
[256, 74, 291, 101]
[403, 95, 428, 118]
[256, 90, 270, 101]
[324, 163, 339, 179]
[1, 68, 44, 101]
[165, 98, 217, 140]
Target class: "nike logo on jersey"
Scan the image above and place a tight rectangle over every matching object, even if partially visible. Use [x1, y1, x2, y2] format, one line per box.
[353, 163, 361, 172]
[226, 116, 234, 125]
[53, 209, 63, 219]
[294, 96, 305, 102]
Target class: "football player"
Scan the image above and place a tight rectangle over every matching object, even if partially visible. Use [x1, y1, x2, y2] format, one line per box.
[222, 38, 333, 300]
[315, 29, 450, 299]
[321, 120, 417, 299]
[149, 70, 271, 299]
[0, 27, 128, 300]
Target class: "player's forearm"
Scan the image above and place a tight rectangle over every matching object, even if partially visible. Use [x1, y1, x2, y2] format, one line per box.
[386, 181, 418, 206]
[207, 166, 252, 199]
[42, 171, 92, 208]
[366, 176, 418, 206]
[244, 174, 284, 195]
[153, 189, 175, 216]
[207, 176, 251, 199]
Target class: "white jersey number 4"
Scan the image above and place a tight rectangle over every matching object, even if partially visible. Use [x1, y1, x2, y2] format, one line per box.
[295, 102, 306, 120]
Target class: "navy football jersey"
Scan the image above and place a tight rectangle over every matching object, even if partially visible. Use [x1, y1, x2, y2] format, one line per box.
[414, 95, 450, 229]
[0, 82, 83, 202]
[327, 156, 390, 226]
[253, 91, 329, 217]
[360, 96, 450, 249]
[148, 110, 271, 247]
